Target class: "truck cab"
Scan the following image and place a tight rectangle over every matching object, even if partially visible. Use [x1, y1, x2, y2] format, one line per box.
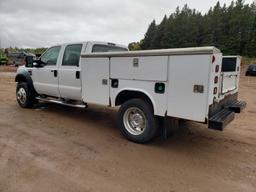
[16, 41, 128, 102]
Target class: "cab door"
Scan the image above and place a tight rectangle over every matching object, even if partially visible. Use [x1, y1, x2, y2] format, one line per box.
[58, 44, 83, 100]
[32, 46, 61, 97]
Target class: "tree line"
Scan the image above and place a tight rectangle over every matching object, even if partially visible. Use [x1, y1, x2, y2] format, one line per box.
[0, 47, 47, 57]
[129, 0, 256, 57]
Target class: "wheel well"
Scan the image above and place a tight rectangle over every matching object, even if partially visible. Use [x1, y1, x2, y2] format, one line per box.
[115, 90, 154, 112]
[15, 74, 27, 83]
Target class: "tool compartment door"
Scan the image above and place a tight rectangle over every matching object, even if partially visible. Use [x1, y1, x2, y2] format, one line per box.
[110, 56, 168, 81]
[167, 55, 211, 122]
[81, 57, 110, 105]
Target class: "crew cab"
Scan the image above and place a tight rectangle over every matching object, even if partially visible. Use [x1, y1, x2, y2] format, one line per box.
[15, 42, 246, 143]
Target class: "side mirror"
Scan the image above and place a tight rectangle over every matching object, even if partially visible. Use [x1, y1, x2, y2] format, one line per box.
[33, 62, 44, 68]
[25, 56, 34, 67]
[25, 56, 44, 68]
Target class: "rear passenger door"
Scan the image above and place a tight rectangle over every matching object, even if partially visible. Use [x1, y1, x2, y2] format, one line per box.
[58, 44, 83, 101]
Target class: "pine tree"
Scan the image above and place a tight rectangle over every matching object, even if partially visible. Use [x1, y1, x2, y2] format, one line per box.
[140, 20, 157, 50]
[138, 0, 256, 56]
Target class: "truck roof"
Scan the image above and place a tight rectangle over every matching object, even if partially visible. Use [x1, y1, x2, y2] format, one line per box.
[81, 46, 220, 58]
[54, 41, 127, 49]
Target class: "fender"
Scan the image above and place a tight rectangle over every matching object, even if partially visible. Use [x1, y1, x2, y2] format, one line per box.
[114, 88, 156, 114]
[15, 70, 38, 96]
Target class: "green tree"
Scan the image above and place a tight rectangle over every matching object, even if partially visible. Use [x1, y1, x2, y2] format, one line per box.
[140, 20, 157, 50]
[137, 0, 256, 57]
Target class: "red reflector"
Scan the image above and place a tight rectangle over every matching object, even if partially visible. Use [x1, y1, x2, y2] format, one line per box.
[215, 65, 220, 73]
[214, 76, 219, 84]
[213, 87, 218, 94]
[212, 55, 216, 64]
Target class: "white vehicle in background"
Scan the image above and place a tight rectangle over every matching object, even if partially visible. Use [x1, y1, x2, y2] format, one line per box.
[15, 41, 246, 143]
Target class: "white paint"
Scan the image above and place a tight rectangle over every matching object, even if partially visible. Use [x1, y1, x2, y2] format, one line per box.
[167, 55, 212, 122]
[81, 58, 110, 105]
[110, 56, 168, 81]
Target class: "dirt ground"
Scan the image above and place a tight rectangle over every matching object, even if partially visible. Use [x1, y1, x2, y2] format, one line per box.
[0, 67, 255, 192]
[0, 65, 18, 73]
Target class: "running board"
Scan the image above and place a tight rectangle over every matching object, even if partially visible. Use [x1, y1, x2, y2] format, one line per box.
[36, 97, 87, 108]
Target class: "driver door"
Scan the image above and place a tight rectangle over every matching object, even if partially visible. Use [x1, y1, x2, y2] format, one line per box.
[32, 46, 61, 97]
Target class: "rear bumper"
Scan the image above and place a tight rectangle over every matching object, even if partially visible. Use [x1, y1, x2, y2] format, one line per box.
[208, 93, 246, 131]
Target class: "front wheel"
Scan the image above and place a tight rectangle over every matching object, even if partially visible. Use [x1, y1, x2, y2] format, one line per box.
[16, 82, 36, 108]
[117, 99, 158, 143]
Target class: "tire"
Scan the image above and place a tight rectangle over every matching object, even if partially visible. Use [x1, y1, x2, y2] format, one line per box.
[16, 82, 36, 108]
[117, 98, 158, 143]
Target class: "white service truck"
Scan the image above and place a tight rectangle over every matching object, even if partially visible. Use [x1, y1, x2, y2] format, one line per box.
[15, 41, 246, 143]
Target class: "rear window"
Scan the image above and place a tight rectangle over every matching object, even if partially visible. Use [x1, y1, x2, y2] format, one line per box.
[92, 44, 128, 53]
[222, 58, 237, 72]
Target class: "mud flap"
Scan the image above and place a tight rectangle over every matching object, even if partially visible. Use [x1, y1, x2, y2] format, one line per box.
[161, 117, 179, 139]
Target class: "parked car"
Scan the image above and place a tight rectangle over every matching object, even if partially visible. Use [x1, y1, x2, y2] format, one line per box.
[8, 52, 35, 66]
[246, 64, 256, 76]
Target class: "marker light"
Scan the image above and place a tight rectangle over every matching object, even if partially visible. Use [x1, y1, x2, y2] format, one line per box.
[214, 76, 219, 84]
[212, 55, 216, 64]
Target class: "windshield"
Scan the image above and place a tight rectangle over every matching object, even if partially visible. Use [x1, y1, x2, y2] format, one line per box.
[92, 44, 128, 53]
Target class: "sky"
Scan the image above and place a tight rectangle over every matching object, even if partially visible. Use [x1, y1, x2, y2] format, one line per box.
[0, 0, 255, 48]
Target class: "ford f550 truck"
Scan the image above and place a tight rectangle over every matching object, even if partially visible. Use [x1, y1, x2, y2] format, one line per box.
[15, 41, 246, 143]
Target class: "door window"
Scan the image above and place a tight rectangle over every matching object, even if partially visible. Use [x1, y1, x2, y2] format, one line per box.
[41, 46, 61, 66]
[62, 44, 82, 66]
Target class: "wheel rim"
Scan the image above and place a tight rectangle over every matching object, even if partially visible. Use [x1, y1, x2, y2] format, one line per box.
[123, 107, 147, 135]
[17, 87, 27, 105]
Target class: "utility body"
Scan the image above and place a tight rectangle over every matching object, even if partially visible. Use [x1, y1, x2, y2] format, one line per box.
[15, 41, 246, 143]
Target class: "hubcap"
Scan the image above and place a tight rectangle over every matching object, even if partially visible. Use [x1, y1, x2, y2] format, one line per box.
[123, 107, 147, 135]
[17, 87, 27, 104]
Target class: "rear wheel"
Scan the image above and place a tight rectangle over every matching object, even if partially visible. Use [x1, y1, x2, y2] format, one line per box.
[16, 82, 36, 108]
[117, 99, 158, 143]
